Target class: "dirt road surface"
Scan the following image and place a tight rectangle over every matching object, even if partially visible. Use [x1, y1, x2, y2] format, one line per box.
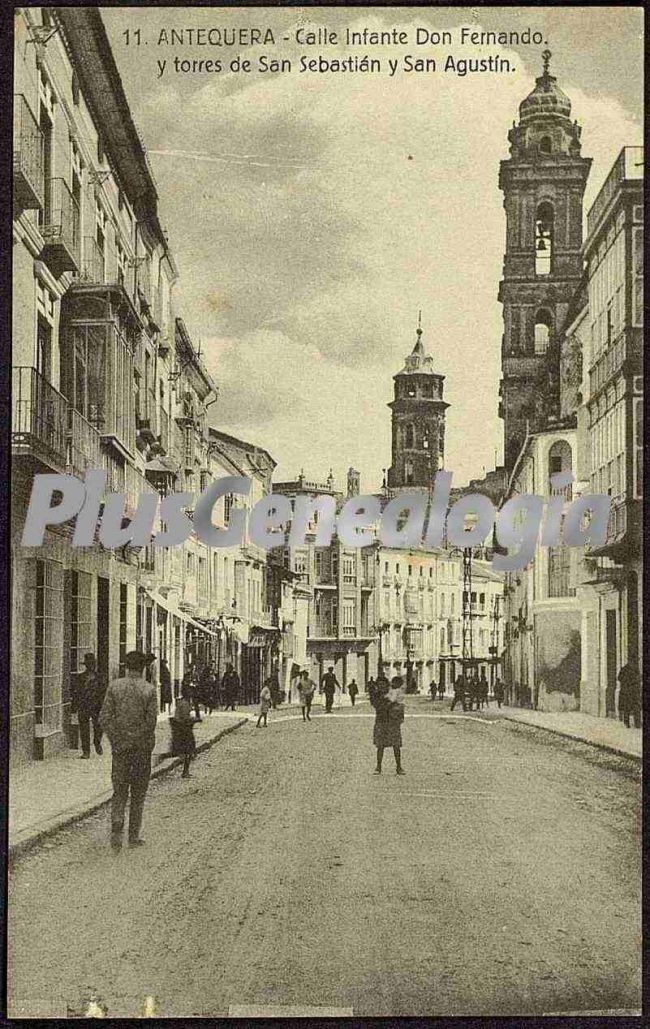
[8, 701, 641, 1017]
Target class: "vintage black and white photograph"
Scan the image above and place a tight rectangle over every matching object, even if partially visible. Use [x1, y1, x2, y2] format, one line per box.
[8, 3, 643, 1018]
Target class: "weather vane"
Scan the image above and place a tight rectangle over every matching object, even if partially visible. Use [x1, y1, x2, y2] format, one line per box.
[542, 49, 552, 75]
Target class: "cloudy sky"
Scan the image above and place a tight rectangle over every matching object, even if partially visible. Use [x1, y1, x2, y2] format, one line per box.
[103, 6, 643, 489]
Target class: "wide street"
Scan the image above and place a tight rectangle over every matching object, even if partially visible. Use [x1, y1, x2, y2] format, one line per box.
[8, 699, 641, 1018]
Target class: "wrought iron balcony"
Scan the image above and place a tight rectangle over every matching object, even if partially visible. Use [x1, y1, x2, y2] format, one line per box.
[13, 95, 44, 211]
[12, 366, 68, 471]
[40, 178, 80, 276]
[78, 236, 109, 285]
[66, 407, 101, 478]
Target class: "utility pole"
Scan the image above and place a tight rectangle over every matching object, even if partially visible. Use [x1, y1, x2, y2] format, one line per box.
[490, 593, 501, 688]
[461, 547, 473, 678]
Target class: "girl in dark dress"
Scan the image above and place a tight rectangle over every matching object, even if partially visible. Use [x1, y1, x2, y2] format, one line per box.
[370, 676, 405, 775]
[170, 684, 198, 778]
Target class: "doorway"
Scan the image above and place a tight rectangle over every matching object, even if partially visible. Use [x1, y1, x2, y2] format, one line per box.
[97, 576, 110, 687]
[605, 609, 617, 717]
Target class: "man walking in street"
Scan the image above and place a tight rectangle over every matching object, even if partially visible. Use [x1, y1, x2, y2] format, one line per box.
[348, 678, 359, 707]
[494, 678, 505, 709]
[321, 666, 339, 713]
[99, 650, 157, 851]
[297, 670, 316, 721]
[450, 674, 467, 712]
[71, 653, 106, 759]
[222, 663, 240, 711]
[618, 661, 641, 728]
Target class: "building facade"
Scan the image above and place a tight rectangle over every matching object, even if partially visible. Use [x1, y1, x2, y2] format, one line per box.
[11, 7, 307, 763]
[499, 56, 643, 718]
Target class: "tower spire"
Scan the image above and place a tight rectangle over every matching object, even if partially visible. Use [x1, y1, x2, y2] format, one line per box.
[541, 48, 552, 77]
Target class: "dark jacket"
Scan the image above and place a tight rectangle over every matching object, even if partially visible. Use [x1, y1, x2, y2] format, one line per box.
[222, 669, 240, 696]
[99, 674, 157, 753]
[370, 689, 404, 747]
[321, 672, 338, 695]
[71, 670, 106, 717]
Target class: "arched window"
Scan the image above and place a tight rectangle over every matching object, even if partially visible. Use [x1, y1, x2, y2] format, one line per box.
[535, 202, 554, 276]
[405, 423, 415, 448]
[534, 309, 552, 355]
[539, 136, 552, 154]
[548, 439, 572, 492]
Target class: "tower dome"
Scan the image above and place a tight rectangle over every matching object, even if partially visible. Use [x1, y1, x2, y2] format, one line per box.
[519, 50, 572, 124]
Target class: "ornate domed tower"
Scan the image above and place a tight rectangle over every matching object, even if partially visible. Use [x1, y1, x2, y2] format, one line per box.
[498, 51, 591, 473]
[387, 314, 449, 490]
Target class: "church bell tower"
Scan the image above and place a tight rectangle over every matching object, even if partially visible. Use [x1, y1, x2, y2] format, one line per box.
[498, 50, 591, 473]
[387, 314, 448, 490]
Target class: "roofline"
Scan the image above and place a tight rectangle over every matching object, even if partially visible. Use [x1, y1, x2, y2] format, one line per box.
[209, 428, 276, 468]
[55, 8, 168, 249]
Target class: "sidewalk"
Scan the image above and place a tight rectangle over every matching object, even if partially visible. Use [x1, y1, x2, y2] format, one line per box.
[9, 711, 247, 858]
[8, 696, 366, 857]
[495, 706, 642, 761]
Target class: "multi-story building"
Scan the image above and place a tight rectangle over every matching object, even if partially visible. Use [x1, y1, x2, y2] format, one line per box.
[11, 7, 308, 762]
[577, 147, 643, 717]
[274, 471, 376, 692]
[499, 58, 643, 717]
[12, 6, 189, 762]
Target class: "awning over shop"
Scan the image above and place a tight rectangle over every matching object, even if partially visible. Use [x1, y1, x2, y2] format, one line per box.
[248, 626, 282, 648]
[144, 589, 222, 639]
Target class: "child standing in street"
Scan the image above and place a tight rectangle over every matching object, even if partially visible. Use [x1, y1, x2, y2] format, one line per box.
[170, 683, 198, 778]
[257, 682, 272, 728]
[297, 670, 316, 722]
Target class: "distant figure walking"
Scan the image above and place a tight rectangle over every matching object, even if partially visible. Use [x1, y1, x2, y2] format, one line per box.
[99, 651, 157, 851]
[438, 681, 445, 701]
[257, 682, 272, 728]
[494, 678, 505, 709]
[450, 674, 467, 712]
[370, 676, 405, 775]
[429, 679, 437, 702]
[71, 653, 106, 759]
[298, 670, 316, 721]
[170, 683, 198, 778]
[348, 679, 359, 707]
[479, 671, 489, 709]
[618, 661, 641, 728]
[222, 663, 240, 711]
[159, 658, 173, 715]
[321, 666, 339, 713]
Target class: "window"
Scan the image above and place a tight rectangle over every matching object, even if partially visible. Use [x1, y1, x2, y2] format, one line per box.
[539, 135, 552, 154]
[534, 310, 552, 355]
[34, 559, 64, 733]
[224, 493, 233, 523]
[408, 564, 413, 576]
[548, 546, 574, 597]
[405, 424, 415, 448]
[405, 460, 414, 485]
[71, 71, 80, 106]
[36, 315, 52, 381]
[535, 202, 553, 276]
[118, 583, 128, 676]
[548, 439, 572, 498]
[384, 561, 389, 574]
[632, 226, 643, 327]
[479, 592, 485, 609]
[634, 398, 643, 498]
[440, 593, 445, 616]
[429, 567, 433, 578]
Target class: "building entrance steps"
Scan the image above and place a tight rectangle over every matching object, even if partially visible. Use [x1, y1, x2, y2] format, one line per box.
[494, 706, 641, 760]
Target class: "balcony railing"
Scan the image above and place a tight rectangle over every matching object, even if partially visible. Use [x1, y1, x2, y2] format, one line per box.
[12, 366, 68, 470]
[67, 407, 101, 478]
[13, 94, 44, 210]
[40, 178, 80, 276]
[78, 236, 109, 285]
[159, 407, 170, 455]
[587, 147, 644, 239]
